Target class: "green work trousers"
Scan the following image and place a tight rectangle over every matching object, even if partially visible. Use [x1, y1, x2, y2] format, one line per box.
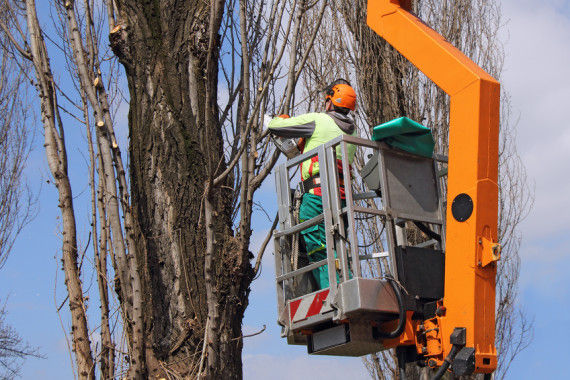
[299, 193, 346, 289]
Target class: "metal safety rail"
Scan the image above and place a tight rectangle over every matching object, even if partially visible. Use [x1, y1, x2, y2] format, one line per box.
[273, 136, 380, 324]
[273, 134, 446, 356]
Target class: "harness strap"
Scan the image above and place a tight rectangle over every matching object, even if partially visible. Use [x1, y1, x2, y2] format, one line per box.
[301, 174, 345, 194]
[302, 158, 351, 197]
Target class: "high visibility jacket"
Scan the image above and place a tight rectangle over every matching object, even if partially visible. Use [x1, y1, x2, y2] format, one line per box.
[269, 110, 357, 195]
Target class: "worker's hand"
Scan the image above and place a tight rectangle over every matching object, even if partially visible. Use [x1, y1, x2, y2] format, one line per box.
[297, 138, 305, 151]
[277, 114, 290, 119]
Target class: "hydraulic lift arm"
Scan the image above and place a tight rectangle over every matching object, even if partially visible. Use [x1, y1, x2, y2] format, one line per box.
[367, 0, 500, 374]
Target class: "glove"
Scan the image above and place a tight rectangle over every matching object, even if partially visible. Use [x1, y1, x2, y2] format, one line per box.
[263, 114, 273, 130]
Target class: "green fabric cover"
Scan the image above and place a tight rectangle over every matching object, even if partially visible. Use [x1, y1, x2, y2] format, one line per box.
[372, 117, 435, 158]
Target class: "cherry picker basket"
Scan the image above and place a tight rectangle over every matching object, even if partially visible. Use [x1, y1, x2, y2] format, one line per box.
[273, 134, 446, 356]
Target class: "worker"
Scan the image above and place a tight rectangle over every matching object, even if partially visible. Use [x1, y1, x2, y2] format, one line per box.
[268, 79, 358, 289]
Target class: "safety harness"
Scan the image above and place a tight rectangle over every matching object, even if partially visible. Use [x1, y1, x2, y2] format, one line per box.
[301, 174, 344, 194]
[300, 159, 349, 198]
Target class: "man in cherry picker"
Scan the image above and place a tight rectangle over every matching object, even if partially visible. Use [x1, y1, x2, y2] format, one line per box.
[267, 79, 358, 289]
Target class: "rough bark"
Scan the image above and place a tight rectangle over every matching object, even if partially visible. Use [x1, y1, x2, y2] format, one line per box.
[2, 0, 326, 377]
[110, 1, 251, 377]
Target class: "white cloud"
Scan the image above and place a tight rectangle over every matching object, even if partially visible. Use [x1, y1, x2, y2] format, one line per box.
[501, 0, 570, 244]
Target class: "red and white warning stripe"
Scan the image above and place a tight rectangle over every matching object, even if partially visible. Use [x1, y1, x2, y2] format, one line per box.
[289, 289, 333, 323]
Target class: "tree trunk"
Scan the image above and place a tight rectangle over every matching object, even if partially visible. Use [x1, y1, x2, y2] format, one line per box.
[111, 1, 252, 377]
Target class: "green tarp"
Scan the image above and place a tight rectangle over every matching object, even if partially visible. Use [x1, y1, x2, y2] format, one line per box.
[371, 117, 435, 158]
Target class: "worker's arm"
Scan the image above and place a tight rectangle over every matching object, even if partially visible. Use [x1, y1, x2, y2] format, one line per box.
[267, 113, 319, 138]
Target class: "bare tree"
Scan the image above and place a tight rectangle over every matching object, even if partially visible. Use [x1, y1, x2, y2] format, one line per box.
[0, 302, 42, 379]
[2, 0, 332, 378]
[0, 6, 34, 271]
[0, 3, 40, 378]
[0, 0, 98, 377]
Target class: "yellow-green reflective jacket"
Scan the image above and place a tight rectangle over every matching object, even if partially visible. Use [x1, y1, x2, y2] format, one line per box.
[268, 111, 357, 195]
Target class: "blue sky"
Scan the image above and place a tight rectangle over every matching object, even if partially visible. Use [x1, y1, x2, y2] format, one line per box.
[1, 0, 569, 379]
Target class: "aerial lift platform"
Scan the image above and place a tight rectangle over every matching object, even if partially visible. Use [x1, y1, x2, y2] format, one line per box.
[272, 0, 500, 378]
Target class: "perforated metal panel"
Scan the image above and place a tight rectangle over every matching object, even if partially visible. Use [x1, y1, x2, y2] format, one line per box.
[380, 148, 440, 222]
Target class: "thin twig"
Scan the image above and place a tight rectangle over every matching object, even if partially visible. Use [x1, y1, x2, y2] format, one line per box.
[230, 324, 266, 341]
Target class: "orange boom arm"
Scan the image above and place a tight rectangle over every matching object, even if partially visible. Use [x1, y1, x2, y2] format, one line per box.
[367, 0, 500, 374]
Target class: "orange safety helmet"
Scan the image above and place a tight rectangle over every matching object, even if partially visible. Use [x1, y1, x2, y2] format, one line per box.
[325, 79, 356, 111]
